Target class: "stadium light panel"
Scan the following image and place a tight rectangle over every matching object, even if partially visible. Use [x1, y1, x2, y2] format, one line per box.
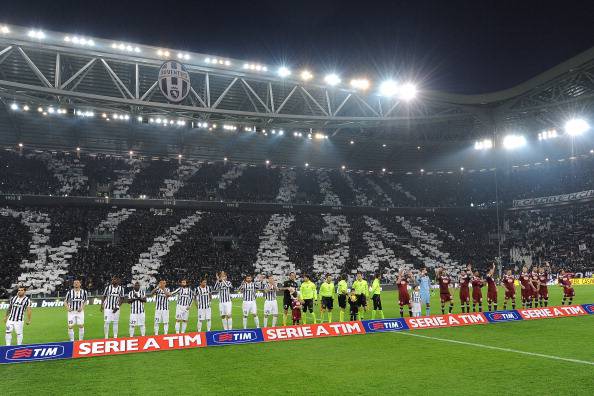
[265, 160, 270, 165]
[379, 80, 398, 97]
[300, 70, 313, 81]
[350, 78, 370, 90]
[502, 134, 527, 150]
[23, 105, 29, 111]
[18, 143, 23, 148]
[10, 103, 18, 110]
[277, 66, 291, 78]
[324, 73, 341, 86]
[398, 83, 417, 101]
[341, 165, 346, 170]
[565, 118, 590, 136]
[305, 163, 309, 167]
[350, 140, 354, 145]
[382, 168, 386, 172]
[224, 157, 228, 161]
[28, 30, 45, 39]
[474, 138, 493, 150]
[538, 129, 558, 141]
[0, 26, 10, 34]
[460, 167, 464, 171]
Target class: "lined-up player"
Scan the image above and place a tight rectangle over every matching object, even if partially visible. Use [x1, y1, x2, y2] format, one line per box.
[502, 269, 516, 309]
[485, 264, 498, 312]
[195, 278, 212, 331]
[238, 275, 260, 329]
[4, 286, 31, 345]
[281, 272, 298, 326]
[101, 276, 124, 339]
[471, 271, 484, 312]
[519, 267, 534, 309]
[263, 275, 279, 327]
[151, 280, 172, 335]
[396, 270, 412, 317]
[558, 269, 575, 305]
[64, 279, 88, 341]
[128, 281, 147, 337]
[416, 268, 431, 316]
[537, 263, 551, 307]
[436, 267, 453, 314]
[173, 279, 194, 334]
[459, 265, 472, 313]
[214, 271, 233, 330]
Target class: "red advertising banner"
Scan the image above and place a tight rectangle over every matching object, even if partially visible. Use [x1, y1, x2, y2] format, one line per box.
[405, 313, 488, 329]
[517, 305, 588, 320]
[73, 332, 206, 358]
[262, 321, 365, 342]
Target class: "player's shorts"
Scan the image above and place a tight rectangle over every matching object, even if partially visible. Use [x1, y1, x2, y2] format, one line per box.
[242, 301, 257, 316]
[154, 309, 169, 323]
[264, 300, 278, 316]
[564, 287, 575, 297]
[505, 288, 515, 299]
[283, 297, 292, 311]
[420, 290, 430, 305]
[459, 289, 470, 303]
[356, 294, 367, 308]
[130, 312, 145, 326]
[5, 320, 23, 334]
[302, 298, 314, 313]
[521, 289, 532, 300]
[487, 289, 497, 302]
[175, 305, 191, 321]
[321, 297, 334, 310]
[338, 294, 347, 309]
[440, 293, 452, 303]
[219, 301, 232, 316]
[398, 292, 410, 306]
[472, 291, 482, 304]
[104, 308, 121, 323]
[67, 311, 85, 326]
[372, 294, 382, 310]
[538, 287, 548, 299]
[198, 308, 212, 321]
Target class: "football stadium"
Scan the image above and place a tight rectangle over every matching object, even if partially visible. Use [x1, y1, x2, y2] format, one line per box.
[2, 3, 594, 394]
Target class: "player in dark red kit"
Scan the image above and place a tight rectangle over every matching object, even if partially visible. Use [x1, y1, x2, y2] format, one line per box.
[558, 269, 575, 305]
[458, 264, 472, 313]
[519, 266, 533, 309]
[530, 266, 540, 308]
[485, 264, 498, 311]
[502, 269, 516, 309]
[471, 271, 484, 312]
[537, 263, 551, 307]
[436, 267, 453, 314]
[396, 269, 412, 317]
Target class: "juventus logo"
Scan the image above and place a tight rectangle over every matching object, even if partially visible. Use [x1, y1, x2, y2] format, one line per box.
[158, 61, 191, 103]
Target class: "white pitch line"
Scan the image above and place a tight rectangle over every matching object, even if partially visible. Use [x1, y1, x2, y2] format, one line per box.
[397, 331, 594, 366]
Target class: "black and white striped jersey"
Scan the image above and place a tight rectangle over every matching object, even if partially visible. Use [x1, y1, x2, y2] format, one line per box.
[128, 290, 146, 314]
[239, 281, 257, 302]
[195, 286, 212, 309]
[7, 296, 30, 321]
[65, 289, 88, 311]
[263, 283, 278, 301]
[102, 285, 124, 310]
[173, 287, 194, 307]
[213, 280, 233, 303]
[154, 288, 171, 311]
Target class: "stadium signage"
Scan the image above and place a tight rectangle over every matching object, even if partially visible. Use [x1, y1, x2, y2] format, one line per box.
[207, 329, 264, 346]
[405, 313, 488, 329]
[73, 333, 205, 358]
[484, 310, 523, 323]
[362, 318, 409, 332]
[0, 342, 72, 364]
[570, 278, 594, 285]
[581, 304, 594, 314]
[263, 322, 364, 341]
[518, 305, 587, 320]
[158, 61, 191, 103]
[513, 189, 594, 208]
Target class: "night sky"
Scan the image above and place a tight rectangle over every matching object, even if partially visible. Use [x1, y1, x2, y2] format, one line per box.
[3, 0, 594, 94]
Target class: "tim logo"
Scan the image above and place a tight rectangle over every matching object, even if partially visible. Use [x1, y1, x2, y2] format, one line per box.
[364, 319, 407, 332]
[582, 304, 594, 314]
[209, 330, 262, 346]
[5, 345, 65, 361]
[485, 310, 522, 323]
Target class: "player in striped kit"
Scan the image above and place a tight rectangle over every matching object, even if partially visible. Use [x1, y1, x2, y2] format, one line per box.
[195, 278, 212, 331]
[151, 279, 172, 335]
[4, 286, 31, 345]
[127, 281, 147, 337]
[64, 279, 88, 341]
[173, 279, 194, 334]
[238, 275, 260, 329]
[263, 275, 279, 327]
[100, 277, 124, 339]
[214, 271, 233, 330]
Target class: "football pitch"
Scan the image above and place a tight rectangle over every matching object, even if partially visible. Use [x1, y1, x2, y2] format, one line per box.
[4, 286, 594, 395]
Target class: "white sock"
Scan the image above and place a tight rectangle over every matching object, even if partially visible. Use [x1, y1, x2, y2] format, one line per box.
[181, 322, 187, 333]
[79, 328, 84, 340]
[68, 328, 75, 342]
[5, 332, 12, 345]
[243, 317, 248, 329]
[104, 322, 110, 339]
[16, 333, 23, 345]
[206, 320, 211, 331]
[264, 316, 268, 328]
[272, 316, 277, 327]
[227, 318, 232, 329]
[140, 325, 145, 336]
[254, 316, 260, 328]
[175, 322, 180, 334]
[163, 323, 169, 334]
[221, 319, 227, 330]
[112, 322, 118, 338]
[154, 324, 159, 335]
[129, 326, 135, 338]
[197, 321, 203, 332]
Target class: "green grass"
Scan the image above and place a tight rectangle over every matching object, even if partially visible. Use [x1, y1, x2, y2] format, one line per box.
[4, 286, 594, 395]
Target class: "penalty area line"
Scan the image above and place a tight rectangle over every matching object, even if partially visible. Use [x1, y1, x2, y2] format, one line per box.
[396, 331, 594, 366]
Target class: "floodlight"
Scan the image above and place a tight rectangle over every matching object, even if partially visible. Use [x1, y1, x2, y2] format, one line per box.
[324, 74, 340, 86]
[379, 80, 398, 97]
[565, 119, 590, 136]
[278, 66, 291, 78]
[502, 134, 527, 150]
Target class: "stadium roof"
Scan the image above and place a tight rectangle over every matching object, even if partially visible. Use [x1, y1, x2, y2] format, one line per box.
[0, 23, 593, 169]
